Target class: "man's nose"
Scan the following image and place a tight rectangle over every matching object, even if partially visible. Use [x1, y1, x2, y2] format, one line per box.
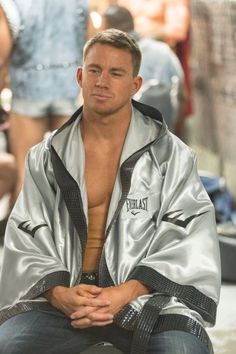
[95, 72, 109, 87]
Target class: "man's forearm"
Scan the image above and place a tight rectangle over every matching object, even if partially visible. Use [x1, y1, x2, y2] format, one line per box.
[119, 279, 151, 304]
[44, 285, 66, 308]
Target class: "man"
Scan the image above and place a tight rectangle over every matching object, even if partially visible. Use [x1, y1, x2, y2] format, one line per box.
[101, 5, 184, 131]
[117, 0, 190, 46]
[0, 148, 16, 204]
[0, 110, 16, 232]
[0, 29, 220, 354]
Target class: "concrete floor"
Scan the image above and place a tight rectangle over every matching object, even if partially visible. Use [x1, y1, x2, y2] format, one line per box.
[207, 283, 236, 354]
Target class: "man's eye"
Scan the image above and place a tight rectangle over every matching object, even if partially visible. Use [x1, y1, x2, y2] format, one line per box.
[112, 72, 123, 77]
[89, 69, 99, 74]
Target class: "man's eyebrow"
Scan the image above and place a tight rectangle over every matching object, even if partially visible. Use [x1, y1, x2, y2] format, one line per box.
[86, 63, 101, 69]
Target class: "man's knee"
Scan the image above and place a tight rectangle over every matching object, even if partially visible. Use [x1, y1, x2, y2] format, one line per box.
[0, 312, 41, 354]
[149, 330, 210, 354]
[0, 328, 20, 354]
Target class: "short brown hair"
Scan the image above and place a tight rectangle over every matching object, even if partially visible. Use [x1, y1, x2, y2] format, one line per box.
[83, 29, 141, 76]
[103, 6, 135, 33]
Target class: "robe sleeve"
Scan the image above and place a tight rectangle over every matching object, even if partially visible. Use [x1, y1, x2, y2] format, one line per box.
[128, 151, 221, 326]
[0, 140, 70, 323]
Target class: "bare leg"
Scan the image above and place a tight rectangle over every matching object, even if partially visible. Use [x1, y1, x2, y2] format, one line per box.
[8, 113, 70, 203]
[49, 115, 70, 131]
[0, 152, 16, 199]
[8, 113, 49, 202]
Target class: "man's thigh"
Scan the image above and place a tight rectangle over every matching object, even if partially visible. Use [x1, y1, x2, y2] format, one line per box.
[148, 330, 210, 354]
[0, 309, 102, 354]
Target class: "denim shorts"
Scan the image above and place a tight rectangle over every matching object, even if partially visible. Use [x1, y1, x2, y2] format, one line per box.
[11, 97, 79, 118]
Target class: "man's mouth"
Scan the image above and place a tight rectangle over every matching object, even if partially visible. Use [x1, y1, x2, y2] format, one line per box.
[92, 92, 112, 100]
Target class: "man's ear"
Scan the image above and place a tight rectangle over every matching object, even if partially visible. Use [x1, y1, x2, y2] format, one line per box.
[132, 75, 143, 96]
[76, 66, 83, 87]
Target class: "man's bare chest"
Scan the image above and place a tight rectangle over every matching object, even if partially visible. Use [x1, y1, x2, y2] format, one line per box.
[84, 148, 120, 209]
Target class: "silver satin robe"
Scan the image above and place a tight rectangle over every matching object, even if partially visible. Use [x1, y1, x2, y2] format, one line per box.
[0, 101, 221, 350]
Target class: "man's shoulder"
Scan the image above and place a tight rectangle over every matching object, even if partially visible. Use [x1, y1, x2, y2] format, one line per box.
[150, 129, 196, 167]
[168, 133, 196, 168]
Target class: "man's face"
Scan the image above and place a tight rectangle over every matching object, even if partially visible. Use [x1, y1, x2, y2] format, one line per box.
[77, 44, 142, 116]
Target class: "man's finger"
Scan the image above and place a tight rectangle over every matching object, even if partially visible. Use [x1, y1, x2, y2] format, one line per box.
[76, 284, 102, 295]
[71, 317, 92, 328]
[87, 311, 114, 322]
[71, 316, 113, 329]
[70, 306, 94, 319]
[71, 303, 110, 320]
[78, 297, 111, 308]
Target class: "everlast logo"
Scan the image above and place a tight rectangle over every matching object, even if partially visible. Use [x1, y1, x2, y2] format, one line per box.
[18, 220, 47, 238]
[126, 197, 148, 216]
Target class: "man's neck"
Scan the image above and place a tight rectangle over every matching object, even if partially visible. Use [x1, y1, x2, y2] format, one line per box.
[81, 105, 132, 144]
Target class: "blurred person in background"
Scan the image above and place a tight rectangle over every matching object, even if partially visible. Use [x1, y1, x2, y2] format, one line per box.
[117, 0, 190, 46]
[0, 7, 16, 219]
[0, 107, 16, 234]
[0, 149, 16, 208]
[89, 0, 117, 14]
[0, 108, 16, 204]
[0, 152, 15, 199]
[117, 0, 192, 137]
[0, 149, 16, 234]
[101, 5, 184, 131]
[0, 0, 94, 204]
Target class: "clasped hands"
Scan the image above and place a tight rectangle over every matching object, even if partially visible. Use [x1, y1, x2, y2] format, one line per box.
[45, 280, 149, 329]
[45, 283, 129, 329]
